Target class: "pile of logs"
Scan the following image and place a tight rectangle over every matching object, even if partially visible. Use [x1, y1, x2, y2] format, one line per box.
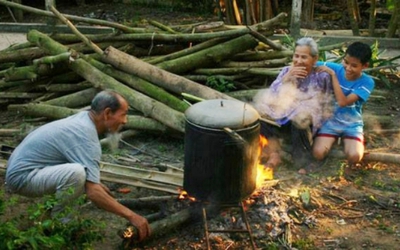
[0, 1, 296, 135]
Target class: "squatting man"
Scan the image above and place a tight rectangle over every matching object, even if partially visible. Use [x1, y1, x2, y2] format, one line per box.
[5, 90, 151, 241]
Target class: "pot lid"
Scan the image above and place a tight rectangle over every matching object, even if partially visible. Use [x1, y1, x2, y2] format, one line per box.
[185, 99, 260, 129]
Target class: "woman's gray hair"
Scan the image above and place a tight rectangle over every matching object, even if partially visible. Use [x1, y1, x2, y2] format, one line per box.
[295, 37, 319, 57]
[91, 90, 123, 114]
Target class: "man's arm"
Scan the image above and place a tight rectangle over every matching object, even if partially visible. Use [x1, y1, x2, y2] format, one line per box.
[85, 181, 151, 241]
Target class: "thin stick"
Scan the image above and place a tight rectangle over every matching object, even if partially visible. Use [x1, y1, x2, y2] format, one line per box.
[50, 6, 103, 55]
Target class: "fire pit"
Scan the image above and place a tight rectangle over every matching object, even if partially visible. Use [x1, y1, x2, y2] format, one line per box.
[183, 99, 260, 203]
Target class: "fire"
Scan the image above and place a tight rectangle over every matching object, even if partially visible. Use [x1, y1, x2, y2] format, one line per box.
[256, 135, 274, 188]
[178, 189, 196, 201]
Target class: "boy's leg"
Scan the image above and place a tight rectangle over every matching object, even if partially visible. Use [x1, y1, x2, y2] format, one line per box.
[312, 135, 336, 161]
[343, 136, 364, 164]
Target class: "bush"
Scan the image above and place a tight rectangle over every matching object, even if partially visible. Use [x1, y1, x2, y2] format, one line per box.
[0, 190, 105, 250]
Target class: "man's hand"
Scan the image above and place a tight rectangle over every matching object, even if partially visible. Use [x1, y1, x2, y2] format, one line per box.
[128, 214, 151, 242]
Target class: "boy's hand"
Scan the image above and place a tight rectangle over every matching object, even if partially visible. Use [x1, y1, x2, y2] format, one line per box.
[316, 65, 335, 77]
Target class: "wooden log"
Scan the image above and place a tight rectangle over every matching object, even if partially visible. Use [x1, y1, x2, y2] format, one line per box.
[7, 103, 168, 132]
[232, 50, 293, 61]
[27, 30, 185, 132]
[4, 63, 69, 82]
[35, 82, 92, 92]
[84, 56, 189, 112]
[121, 207, 195, 245]
[155, 34, 259, 74]
[145, 37, 229, 65]
[219, 57, 288, 68]
[193, 67, 280, 77]
[0, 92, 43, 99]
[102, 46, 235, 101]
[0, 129, 20, 136]
[0, 47, 46, 64]
[44, 87, 98, 108]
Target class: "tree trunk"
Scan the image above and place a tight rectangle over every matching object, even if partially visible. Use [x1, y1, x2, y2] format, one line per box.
[85, 56, 190, 112]
[290, 0, 302, 38]
[102, 46, 235, 101]
[121, 208, 196, 246]
[7, 103, 168, 132]
[301, 0, 315, 28]
[386, 0, 400, 38]
[347, 0, 360, 36]
[156, 34, 258, 74]
[368, 0, 377, 37]
[44, 87, 98, 108]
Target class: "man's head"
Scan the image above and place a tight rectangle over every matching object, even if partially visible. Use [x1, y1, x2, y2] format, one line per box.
[342, 42, 372, 81]
[293, 37, 319, 74]
[90, 90, 128, 134]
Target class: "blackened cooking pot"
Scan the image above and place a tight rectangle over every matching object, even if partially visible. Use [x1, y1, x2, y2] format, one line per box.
[183, 99, 260, 203]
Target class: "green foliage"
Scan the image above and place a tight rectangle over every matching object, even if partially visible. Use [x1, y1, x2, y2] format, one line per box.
[292, 237, 316, 249]
[206, 76, 236, 92]
[0, 190, 105, 250]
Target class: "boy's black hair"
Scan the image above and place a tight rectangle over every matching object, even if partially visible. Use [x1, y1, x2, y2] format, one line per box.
[345, 42, 372, 65]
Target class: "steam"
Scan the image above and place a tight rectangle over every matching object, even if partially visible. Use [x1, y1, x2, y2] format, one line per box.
[104, 132, 122, 152]
[252, 77, 333, 132]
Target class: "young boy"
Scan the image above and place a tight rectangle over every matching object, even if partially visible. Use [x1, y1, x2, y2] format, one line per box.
[312, 42, 374, 165]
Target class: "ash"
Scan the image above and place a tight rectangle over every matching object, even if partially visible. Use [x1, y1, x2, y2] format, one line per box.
[206, 185, 318, 247]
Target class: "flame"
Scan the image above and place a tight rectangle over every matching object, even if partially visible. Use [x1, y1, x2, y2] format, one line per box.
[123, 226, 134, 239]
[256, 135, 274, 188]
[178, 189, 196, 201]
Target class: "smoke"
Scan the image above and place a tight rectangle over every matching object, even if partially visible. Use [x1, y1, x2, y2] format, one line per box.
[104, 132, 122, 152]
[252, 77, 333, 131]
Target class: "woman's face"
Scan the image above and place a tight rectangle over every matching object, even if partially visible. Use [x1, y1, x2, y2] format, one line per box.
[292, 45, 318, 74]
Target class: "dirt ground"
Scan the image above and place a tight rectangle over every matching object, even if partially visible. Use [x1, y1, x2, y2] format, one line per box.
[1, 1, 400, 250]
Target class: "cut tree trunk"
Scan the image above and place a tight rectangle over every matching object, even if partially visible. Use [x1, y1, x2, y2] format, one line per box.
[121, 207, 197, 246]
[102, 46, 235, 101]
[7, 103, 168, 132]
[156, 34, 259, 74]
[44, 87, 98, 108]
[84, 56, 189, 112]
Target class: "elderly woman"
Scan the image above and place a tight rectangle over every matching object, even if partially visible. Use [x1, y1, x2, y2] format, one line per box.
[253, 37, 333, 171]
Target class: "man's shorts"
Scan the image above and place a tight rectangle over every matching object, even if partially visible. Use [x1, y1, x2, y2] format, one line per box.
[315, 119, 364, 142]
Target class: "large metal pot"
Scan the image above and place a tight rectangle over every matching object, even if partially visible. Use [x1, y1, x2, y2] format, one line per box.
[183, 99, 260, 203]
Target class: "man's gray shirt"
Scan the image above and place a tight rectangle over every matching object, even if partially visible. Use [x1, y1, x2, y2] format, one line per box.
[6, 111, 101, 191]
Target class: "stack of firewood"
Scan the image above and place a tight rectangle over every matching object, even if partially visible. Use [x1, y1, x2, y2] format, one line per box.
[0, 1, 295, 134]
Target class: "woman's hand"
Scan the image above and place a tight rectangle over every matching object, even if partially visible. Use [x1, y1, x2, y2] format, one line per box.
[284, 66, 308, 79]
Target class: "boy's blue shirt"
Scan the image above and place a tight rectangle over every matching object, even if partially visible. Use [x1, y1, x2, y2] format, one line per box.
[316, 61, 375, 127]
